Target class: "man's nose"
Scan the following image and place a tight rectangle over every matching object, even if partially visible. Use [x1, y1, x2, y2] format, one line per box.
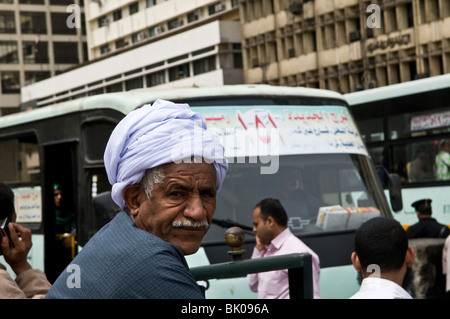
[183, 194, 206, 220]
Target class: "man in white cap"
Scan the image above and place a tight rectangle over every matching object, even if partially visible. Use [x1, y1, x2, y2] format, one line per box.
[46, 100, 228, 298]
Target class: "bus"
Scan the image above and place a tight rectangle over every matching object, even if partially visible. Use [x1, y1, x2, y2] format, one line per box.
[345, 73, 450, 229]
[0, 85, 399, 298]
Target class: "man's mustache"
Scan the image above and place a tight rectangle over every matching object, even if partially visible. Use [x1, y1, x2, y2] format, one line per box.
[172, 219, 209, 228]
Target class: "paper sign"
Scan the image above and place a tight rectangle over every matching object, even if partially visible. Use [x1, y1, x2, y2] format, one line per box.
[13, 186, 42, 223]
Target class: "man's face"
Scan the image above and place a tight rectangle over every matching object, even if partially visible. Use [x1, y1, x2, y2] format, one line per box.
[131, 161, 217, 255]
[54, 189, 62, 207]
[252, 207, 272, 246]
[0, 211, 16, 255]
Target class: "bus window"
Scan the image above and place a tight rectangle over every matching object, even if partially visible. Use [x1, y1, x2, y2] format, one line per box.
[82, 119, 116, 163]
[387, 141, 439, 184]
[0, 135, 40, 183]
[404, 142, 436, 182]
[355, 108, 384, 143]
[205, 153, 383, 246]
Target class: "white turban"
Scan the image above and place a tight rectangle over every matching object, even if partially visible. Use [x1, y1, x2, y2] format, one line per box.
[104, 99, 228, 209]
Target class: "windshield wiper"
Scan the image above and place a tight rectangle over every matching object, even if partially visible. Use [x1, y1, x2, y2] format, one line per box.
[212, 218, 255, 236]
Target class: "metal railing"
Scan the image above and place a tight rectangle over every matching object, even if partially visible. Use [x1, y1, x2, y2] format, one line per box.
[190, 252, 313, 299]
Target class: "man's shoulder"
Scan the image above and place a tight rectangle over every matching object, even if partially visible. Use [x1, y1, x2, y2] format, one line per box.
[46, 214, 195, 298]
[79, 212, 183, 263]
[281, 231, 318, 257]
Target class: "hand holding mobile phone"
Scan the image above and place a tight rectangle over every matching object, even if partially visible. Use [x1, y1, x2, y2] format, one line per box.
[1, 217, 15, 249]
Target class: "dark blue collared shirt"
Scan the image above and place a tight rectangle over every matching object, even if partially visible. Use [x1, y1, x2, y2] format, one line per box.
[46, 212, 204, 299]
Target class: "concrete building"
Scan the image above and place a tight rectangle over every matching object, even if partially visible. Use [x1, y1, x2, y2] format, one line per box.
[240, 0, 450, 92]
[0, 0, 86, 115]
[21, 0, 243, 108]
[20, 0, 450, 108]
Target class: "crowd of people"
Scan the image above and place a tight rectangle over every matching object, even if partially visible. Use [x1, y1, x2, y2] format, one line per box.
[1, 99, 449, 299]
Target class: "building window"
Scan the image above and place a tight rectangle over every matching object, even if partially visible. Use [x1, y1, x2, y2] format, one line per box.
[146, 0, 156, 7]
[19, 0, 44, 4]
[1, 71, 20, 93]
[193, 56, 216, 75]
[188, 9, 201, 22]
[100, 44, 110, 54]
[24, 71, 50, 86]
[0, 11, 15, 33]
[169, 63, 190, 81]
[233, 53, 243, 68]
[51, 12, 76, 35]
[208, 2, 226, 15]
[53, 42, 79, 63]
[98, 16, 109, 28]
[168, 18, 183, 30]
[106, 83, 122, 93]
[20, 12, 46, 34]
[23, 40, 49, 63]
[88, 88, 104, 96]
[192, 46, 215, 57]
[113, 10, 122, 21]
[49, 0, 73, 5]
[125, 77, 143, 90]
[146, 70, 165, 87]
[129, 3, 139, 15]
[0, 41, 18, 63]
[115, 38, 128, 49]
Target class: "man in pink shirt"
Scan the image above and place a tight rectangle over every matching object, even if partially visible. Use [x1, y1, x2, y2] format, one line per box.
[247, 198, 321, 299]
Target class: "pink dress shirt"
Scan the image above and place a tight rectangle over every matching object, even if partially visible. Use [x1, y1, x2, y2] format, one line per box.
[247, 228, 321, 299]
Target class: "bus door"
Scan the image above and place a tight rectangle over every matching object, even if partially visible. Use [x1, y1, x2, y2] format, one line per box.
[43, 141, 78, 283]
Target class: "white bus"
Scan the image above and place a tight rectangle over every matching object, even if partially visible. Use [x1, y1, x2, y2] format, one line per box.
[0, 85, 399, 298]
[345, 73, 450, 230]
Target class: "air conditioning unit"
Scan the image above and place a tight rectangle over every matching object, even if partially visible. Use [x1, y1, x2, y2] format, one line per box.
[136, 32, 147, 41]
[215, 3, 225, 12]
[154, 25, 164, 35]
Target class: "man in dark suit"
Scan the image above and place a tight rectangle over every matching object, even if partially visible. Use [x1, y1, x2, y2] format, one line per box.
[406, 199, 450, 239]
[46, 100, 228, 298]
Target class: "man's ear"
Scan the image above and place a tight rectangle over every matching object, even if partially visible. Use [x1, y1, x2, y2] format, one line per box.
[265, 216, 275, 227]
[123, 184, 142, 218]
[405, 246, 415, 268]
[351, 252, 362, 272]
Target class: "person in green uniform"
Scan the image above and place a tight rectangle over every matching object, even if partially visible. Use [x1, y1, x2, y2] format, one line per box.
[54, 184, 76, 275]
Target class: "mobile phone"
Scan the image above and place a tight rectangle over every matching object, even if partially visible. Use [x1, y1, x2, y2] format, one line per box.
[0, 217, 15, 249]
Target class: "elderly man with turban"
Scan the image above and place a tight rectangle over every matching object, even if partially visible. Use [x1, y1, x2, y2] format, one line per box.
[46, 100, 228, 299]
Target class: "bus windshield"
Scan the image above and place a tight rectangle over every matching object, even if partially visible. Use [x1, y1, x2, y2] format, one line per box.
[204, 152, 386, 244]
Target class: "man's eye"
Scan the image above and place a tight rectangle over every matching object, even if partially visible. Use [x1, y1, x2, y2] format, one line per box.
[170, 191, 185, 197]
[200, 190, 216, 198]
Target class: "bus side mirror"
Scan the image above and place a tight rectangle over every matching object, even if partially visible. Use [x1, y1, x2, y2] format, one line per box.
[376, 166, 403, 212]
[387, 173, 403, 212]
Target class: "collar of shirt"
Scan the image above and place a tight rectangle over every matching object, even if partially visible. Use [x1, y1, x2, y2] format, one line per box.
[351, 277, 412, 299]
[265, 228, 291, 254]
